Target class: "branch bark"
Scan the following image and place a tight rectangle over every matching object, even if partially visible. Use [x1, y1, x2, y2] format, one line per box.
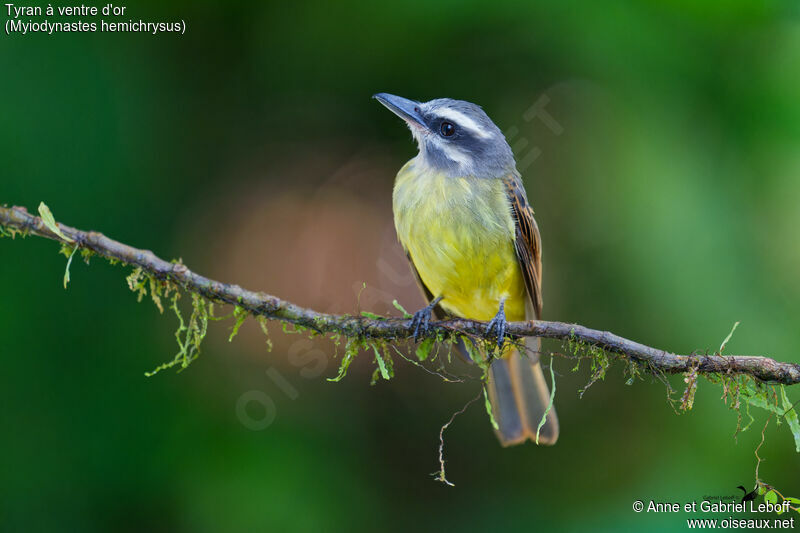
[2, 203, 799, 385]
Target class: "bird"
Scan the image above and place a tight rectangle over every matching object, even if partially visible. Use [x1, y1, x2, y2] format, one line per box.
[374, 92, 558, 446]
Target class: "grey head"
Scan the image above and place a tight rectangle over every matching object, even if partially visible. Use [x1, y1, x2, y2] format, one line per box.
[373, 93, 516, 179]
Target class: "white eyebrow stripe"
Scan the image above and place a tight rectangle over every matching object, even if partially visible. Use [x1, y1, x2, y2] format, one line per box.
[429, 136, 474, 172]
[439, 142, 472, 167]
[435, 108, 492, 138]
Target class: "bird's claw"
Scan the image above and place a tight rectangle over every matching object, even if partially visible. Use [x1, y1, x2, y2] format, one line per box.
[410, 297, 442, 342]
[485, 301, 509, 350]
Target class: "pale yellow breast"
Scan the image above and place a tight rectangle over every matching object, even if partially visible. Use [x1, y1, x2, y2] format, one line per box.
[392, 159, 527, 321]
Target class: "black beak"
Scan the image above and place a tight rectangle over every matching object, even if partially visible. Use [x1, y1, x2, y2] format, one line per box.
[373, 93, 428, 131]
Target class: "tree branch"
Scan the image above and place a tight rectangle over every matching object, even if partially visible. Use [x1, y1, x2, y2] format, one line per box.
[2, 203, 799, 385]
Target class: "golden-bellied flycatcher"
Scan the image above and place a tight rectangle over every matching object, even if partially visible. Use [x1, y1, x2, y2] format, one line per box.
[374, 93, 558, 446]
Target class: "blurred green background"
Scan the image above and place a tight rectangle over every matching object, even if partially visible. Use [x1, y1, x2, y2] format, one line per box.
[2, 0, 800, 531]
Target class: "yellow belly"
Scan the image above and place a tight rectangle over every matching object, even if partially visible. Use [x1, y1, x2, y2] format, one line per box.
[392, 159, 527, 322]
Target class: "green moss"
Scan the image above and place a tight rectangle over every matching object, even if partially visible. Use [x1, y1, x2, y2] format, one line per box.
[122, 266, 208, 376]
[327, 338, 360, 382]
[569, 339, 612, 398]
[372, 343, 393, 381]
[59, 243, 78, 289]
[281, 322, 310, 335]
[680, 364, 698, 411]
[623, 358, 646, 385]
[144, 292, 211, 376]
[125, 266, 176, 314]
[483, 385, 499, 430]
[256, 315, 274, 352]
[416, 338, 434, 361]
[392, 299, 412, 318]
[565, 332, 611, 369]
[228, 305, 248, 342]
[0, 224, 29, 239]
[780, 385, 800, 452]
[536, 356, 556, 444]
[80, 248, 94, 264]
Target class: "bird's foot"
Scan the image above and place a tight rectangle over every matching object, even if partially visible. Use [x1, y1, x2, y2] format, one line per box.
[485, 300, 509, 350]
[410, 296, 442, 342]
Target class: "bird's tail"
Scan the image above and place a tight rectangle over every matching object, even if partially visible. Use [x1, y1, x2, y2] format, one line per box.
[486, 340, 558, 447]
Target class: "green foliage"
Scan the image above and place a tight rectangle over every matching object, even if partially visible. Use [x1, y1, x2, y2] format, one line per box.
[558, 321, 800, 501]
[60, 243, 78, 289]
[372, 344, 393, 381]
[468, 338, 495, 379]
[387, 342, 463, 384]
[145, 293, 210, 377]
[121, 265, 212, 376]
[328, 338, 359, 382]
[126, 267, 169, 313]
[560, 321, 799, 462]
[718, 321, 740, 354]
[742, 381, 780, 414]
[228, 305, 248, 342]
[623, 358, 646, 386]
[392, 299, 412, 318]
[535, 357, 557, 445]
[415, 338, 434, 361]
[483, 385, 499, 431]
[736, 382, 800, 453]
[327, 337, 398, 385]
[757, 483, 800, 515]
[780, 386, 800, 453]
[37, 202, 73, 243]
[256, 316, 274, 352]
[280, 321, 310, 336]
[564, 332, 613, 398]
[0, 221, 28, 239]
[765, 490, 778, 505]
[58, 242, 94, 289]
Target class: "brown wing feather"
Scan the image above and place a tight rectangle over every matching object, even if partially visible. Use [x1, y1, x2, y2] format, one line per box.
[503, 175, 543, 319]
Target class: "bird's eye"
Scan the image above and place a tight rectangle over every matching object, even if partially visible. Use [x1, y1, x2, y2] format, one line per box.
[440, 121, 455, 137]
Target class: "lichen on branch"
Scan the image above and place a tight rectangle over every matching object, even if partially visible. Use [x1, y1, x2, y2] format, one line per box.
[2, 203, 799, 385]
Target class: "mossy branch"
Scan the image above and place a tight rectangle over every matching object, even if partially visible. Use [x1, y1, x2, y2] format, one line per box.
[2, 203, 800, 385]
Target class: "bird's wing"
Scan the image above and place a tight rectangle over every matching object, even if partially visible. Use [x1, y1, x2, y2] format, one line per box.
[405, 253, 447, 319]
[503, 175, 543, 319]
